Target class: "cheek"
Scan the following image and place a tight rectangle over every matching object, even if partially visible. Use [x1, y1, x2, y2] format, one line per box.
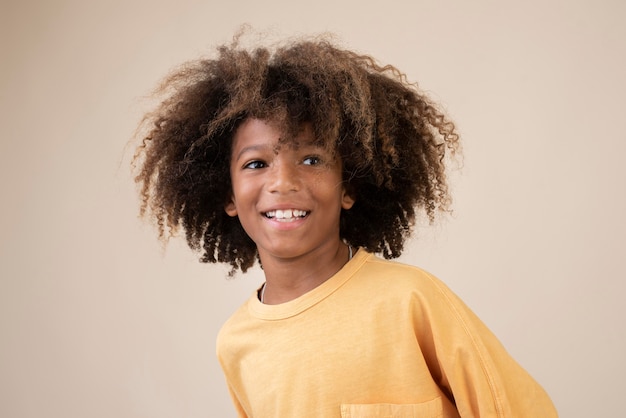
[230, 175, 260, 209]
[316, 174, 349, 207]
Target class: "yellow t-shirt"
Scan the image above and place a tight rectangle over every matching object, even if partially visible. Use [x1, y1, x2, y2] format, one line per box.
[217, 250, 557, 417]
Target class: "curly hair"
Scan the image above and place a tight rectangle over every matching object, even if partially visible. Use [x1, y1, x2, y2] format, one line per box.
[132, 34, 460, 275]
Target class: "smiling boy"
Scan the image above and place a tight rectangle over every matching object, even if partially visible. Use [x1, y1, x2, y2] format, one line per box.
[133, 35, 558, 417]
[225, 118, 354, 305]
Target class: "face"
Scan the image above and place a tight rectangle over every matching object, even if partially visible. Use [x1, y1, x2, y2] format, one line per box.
[225, 118, 355, 261]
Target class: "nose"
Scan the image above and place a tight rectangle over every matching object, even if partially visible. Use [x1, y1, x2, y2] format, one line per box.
[267, 160, 300, 193]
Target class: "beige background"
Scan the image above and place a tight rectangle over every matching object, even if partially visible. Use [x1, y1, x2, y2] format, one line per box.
[2, 0, 624, 417]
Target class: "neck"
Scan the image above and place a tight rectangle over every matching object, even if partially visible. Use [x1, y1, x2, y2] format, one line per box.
[259, 243, 352, 305]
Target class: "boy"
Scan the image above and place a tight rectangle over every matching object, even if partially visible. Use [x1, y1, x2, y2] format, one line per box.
[133, 35, 557, 417]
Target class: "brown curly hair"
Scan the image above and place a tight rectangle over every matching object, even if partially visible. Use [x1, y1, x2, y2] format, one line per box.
[132, 34, 460, 275]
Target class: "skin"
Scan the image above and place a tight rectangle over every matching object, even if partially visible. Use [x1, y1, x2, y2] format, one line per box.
[225, 118, 355, 304]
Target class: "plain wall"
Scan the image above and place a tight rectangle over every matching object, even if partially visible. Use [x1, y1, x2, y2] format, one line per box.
[1, 0, 624, 416]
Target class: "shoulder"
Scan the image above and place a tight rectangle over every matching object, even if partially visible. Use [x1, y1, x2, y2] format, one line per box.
[352, 251, 476, 320]
[356, 251, 454, 298]
[216, 296, 256, 352]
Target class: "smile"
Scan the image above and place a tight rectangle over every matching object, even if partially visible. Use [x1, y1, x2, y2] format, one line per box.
[264, 209, 309, 222]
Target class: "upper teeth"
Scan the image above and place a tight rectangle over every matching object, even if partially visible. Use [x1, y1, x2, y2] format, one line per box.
[266, 209, 307, 219]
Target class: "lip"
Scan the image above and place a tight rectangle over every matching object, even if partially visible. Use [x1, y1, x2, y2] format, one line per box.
[260, 203, 310, 214]
[260, 205, 311, 229]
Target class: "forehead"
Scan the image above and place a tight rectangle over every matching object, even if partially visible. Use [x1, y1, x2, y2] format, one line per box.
[232, 118, 318, 153]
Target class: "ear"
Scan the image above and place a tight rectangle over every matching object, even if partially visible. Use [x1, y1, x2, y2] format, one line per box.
[224, 195, 238, 217]
[341, 187, 355, 210]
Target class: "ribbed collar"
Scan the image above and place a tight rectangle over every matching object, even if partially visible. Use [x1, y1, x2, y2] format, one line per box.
[247, 249, 371, 320]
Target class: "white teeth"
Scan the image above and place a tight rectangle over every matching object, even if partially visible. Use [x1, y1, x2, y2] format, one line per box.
[265, 209, 307, 220]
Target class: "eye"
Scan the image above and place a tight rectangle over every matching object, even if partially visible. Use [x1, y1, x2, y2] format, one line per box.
[243, 160, 266, 169]
[303, 155, 321, 166]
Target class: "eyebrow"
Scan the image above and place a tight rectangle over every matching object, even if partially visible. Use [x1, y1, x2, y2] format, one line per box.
[234, 141, 326, 162]
[234, 144, 270, 162]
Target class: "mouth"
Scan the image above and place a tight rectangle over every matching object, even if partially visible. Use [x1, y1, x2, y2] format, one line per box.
[264, 209, 309, 222]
